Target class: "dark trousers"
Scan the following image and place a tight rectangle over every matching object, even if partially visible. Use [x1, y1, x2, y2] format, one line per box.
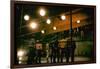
[65, 48, 75, 62]
[60, 48, 65, 63]
[52, 50, 57, 63]
[51, 49, 60, 63]
[27, 57, 34, 64]
[36, 50, 42, 64]
[56, 49, 60, 63]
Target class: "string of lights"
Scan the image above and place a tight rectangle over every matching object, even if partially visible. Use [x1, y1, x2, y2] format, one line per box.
[18, 7, 83, 37]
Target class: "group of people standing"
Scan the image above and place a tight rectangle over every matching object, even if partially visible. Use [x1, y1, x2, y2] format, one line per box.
[27, 37, 76, 64]
[50, 37, 76, 63]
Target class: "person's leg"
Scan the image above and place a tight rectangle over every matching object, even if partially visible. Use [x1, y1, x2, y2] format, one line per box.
[66, 55, 69, 62]
[50, 54, 52, 63]
[39, 56, 41, 63]
[39, 50, 41, 64]
[53, 52, 56, 63]
[61, 49, 63, 63]
[51, 50, 54, 63]
[37, 50, 40, 63]
[27, 57, 32, 64]
[33, 56, 35, 63]
[71, 49, 75, 62]
[33, 52, 36, 63]
[62, 48, 65, 63]
[36, 51, 38, 63]
[36, 56, 38, 63]
[65, 48, 70, 62]
[57, 49, 60, 63]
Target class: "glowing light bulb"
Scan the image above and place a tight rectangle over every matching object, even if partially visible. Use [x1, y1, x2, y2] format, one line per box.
[41, 30, 45, 34]
[24, 15, 30, 21]
[39, 8, 46, 16]
[29, 22, 37, 29]
[61, 15, 66, 20]
[46, 19, 51, 24]
[53, 26, 57, 30]
[77, 20, 80, 23]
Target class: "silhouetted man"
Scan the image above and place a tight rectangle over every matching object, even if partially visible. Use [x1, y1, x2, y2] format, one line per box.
[50, 40, 60, 63]
[65, 37, 76, 62]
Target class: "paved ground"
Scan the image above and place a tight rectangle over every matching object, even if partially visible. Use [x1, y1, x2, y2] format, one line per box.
[41, 56, 90, 63]
[18, 56, 91, 64]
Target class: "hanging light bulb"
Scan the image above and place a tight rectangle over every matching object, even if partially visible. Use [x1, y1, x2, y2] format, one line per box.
[29, 22, 37, 29]
[41, 30, 45, 34]
[53, 26, 57, 30]
[61, 15, 66, 20]
[39, 8, 46, 16]
[46, 19, 51, 24]
[24, 15, 30, 21]
[77, 20, 80, 23]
